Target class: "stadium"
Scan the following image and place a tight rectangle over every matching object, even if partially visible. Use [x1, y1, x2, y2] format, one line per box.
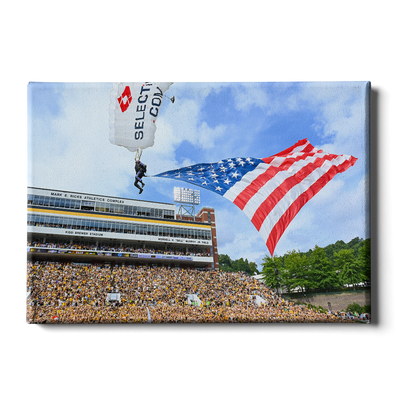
[27, 187, 355, 323]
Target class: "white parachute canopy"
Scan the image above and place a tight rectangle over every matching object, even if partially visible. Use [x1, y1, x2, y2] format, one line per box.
[109, 82, 173, 153]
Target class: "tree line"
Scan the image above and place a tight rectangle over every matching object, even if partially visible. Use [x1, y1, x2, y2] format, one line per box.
[218, 254, 258, 276]
[218, 237, 370, 294]
[261, 237, 370, 293]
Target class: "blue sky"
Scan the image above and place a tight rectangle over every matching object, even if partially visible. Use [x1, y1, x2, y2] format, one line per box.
[28, 82, 369, 268]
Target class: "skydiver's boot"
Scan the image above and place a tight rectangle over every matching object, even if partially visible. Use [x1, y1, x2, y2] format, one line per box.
[134, 179, 142, 192]
[139, 188, 143, 194]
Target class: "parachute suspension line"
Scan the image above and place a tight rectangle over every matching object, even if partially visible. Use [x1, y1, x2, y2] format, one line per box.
[164, 94, 175, 103]
[135, 148, 143, 161]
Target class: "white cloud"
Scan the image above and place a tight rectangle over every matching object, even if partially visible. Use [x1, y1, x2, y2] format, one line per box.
[28, 82, 369, 266]
[232, 83, 269, 111]
[29, 84, 134, 196]
[300, 82, 368, 161]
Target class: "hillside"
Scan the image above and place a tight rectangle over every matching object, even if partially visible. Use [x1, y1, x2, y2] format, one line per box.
[303, 237, 368, 265]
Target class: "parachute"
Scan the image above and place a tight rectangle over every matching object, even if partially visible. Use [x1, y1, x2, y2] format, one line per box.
[109, 82, 173, 159]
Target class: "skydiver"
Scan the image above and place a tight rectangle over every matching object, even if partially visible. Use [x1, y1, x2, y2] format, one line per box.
[134, 160, 147, 194]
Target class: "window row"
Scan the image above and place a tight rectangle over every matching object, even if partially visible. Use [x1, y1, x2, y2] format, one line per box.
[27, 194, 175, 219]
[27, 214, 211, 240]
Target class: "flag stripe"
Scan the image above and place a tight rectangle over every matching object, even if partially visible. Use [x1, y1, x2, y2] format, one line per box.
[264, 138, 311, 159]
[265, 156, 357, 254]
[249, 154, 335, 230]
[231, 152, 338, 213]
[232, 165, 281, 209]
[223, 163, 272, 202]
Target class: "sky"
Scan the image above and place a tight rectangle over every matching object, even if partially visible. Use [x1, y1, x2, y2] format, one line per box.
[27, 81, 369, 268]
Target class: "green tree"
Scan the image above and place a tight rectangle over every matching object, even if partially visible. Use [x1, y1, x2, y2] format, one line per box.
[248, 261, 258, 275]
[218, 254, 233, 272]
[357, 239, 371, 283]
[310, 245, 339, 291]
[218, 255, 258, 275]
[282, 250, 310, 293]
[261, 255, 282, 290]
[335, 248, 362, 289]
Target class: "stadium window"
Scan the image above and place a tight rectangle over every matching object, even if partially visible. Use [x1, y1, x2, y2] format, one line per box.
[163, 210, 174, 219]
[43, 197, 50, 206]
[114, 205, 124, 214]
[27, 194, 34, 205]
[81, 201, 94, 211]
[117, 222, 123, 233]
[96, 220, 103, 231]
[70, 218, 76, 229]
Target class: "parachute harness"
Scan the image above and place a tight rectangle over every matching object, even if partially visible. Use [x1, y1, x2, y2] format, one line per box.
[134, 148, 143, 162]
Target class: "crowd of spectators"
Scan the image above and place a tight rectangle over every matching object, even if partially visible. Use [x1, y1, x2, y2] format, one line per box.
[27, 261, 356, 324]
[28, 241, 211, 258]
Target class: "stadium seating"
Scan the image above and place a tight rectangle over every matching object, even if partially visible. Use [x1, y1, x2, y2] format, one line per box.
[27, 260, 357, 323]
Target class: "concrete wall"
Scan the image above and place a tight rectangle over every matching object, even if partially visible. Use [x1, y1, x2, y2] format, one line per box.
[285, 291, 371, 312]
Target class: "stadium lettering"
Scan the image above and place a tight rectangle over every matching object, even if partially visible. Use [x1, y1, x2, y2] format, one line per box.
[64, 230, 90, 236]
[106, 198, 124, 204]
[51, 192, 62, 196]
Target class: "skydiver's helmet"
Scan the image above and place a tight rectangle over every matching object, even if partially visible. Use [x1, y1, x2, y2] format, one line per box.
[135, 160, 141, 172]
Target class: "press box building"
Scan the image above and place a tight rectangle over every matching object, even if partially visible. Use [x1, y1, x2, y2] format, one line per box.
[27, 187, 219, 270]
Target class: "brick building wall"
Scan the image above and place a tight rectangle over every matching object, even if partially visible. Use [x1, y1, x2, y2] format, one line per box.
[196, 207, 219, 270]
[175, 207, 219, 270]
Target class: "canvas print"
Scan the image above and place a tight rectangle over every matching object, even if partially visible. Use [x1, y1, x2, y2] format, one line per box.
[27, 82, 371, 323]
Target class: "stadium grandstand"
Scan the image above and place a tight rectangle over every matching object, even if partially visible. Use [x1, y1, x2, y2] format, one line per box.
[26, 187, 361, 323]
[27, 187, 218, 270]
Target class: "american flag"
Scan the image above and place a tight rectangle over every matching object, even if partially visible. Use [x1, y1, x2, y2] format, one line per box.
[155, 139, 357, 256]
